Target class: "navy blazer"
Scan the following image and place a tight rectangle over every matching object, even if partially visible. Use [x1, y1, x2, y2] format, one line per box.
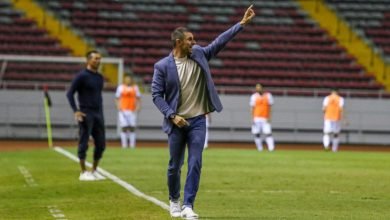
[152, 22, 244, 134]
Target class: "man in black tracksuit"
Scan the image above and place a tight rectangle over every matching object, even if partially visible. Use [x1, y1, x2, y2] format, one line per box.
[66, 50, 106, 181]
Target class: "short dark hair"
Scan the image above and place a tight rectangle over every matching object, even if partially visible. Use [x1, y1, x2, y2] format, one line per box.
[86, 50, 100, 60]
[171, 27, 190, 47]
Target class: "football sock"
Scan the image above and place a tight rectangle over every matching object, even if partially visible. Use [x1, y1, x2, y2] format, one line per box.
[266, 136, 275, 151]
[332, 137, 339, 152]
[129, 132, 136, 148]
[254, 137, 263, 151]
[323, 134, 330, 149]
[120, 132, 128, 148]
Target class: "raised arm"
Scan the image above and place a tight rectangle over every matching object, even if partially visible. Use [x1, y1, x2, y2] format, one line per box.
[202, 5, 255, 60]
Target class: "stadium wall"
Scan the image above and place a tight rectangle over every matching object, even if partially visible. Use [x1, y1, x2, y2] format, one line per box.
[0, 90, 389, 145]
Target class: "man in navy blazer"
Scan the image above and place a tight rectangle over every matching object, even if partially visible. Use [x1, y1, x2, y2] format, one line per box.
[152, 5, 255, 219]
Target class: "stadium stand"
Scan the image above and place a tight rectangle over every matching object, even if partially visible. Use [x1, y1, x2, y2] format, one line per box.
[0, 0, 80, 90]
[32, 0, 388, 98]
[0, 0, 387, 98]
[325, 0, 390, 58]
[1, 1, 390, 144]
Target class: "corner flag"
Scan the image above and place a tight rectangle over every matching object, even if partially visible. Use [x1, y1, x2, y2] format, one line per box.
[43, 84, 53, 148]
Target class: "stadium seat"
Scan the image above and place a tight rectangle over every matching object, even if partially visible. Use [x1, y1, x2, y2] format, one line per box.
[24, 0, 390, 97]
[325, 0, 390, 57]
[0, 1, 81, 90]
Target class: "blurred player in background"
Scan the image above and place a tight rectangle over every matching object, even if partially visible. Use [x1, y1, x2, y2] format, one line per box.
[152, 5, 255, 219]
[66, 50, 106, 181]
[250, 83, 275, 152]
[204, 113, 210, 149]
[115, 74, 141, 149]
[322, 88, 344, 152]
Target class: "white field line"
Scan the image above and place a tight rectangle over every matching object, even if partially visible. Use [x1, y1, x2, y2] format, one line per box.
[18, 166, 38, 187]
[53, 146, 169, 211]
[47, 205, 68, 220]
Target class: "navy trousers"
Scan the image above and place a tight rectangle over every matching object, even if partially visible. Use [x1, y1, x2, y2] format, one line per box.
[167, 114, 206, 208]
[78, 109, 106, 161]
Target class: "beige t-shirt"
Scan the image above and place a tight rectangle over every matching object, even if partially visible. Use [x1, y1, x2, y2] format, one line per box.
[175, 56, 211, 119]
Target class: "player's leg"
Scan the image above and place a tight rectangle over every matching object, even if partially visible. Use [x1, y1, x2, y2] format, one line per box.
[91, 111, 106, 173]
[118, 111, 129, 148]
[78, 112, 93, 172]
[120, 127, 130, 148]
[77, 112, 95, 180]
[167, 124, 186, 203]
[255, 134, 263, 151]
[323, 120, 331, 150]
[128, 112, 137, 148]
[263, 122, 275, 151]
[182, 115, 205, 216]
[331, 121, 341, 152]
[252, 122, 263, 151]
[332, 133, 339, 152]
[128, 127, 136, 148]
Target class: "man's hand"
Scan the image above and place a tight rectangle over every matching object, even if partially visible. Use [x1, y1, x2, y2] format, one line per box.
[240, 5, 255, 26]
[171, 115, 190, 128]
[74, 111, 86, 122]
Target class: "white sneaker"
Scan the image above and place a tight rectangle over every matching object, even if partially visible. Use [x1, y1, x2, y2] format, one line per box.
[79, 171, 96, 181]
[92, 171, 106, 180]
[181, 207, 198, 219]
[169, 200, 181, 218]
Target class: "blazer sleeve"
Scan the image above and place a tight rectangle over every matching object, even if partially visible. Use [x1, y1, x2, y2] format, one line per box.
[202, 22, 244, 61]
[151, 64, 175, 119]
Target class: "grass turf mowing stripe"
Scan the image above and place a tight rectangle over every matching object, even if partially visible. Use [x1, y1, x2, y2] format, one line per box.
[53, 146, 170, 212]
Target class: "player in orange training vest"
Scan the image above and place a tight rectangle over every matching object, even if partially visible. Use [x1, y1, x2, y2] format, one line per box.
[322, 88, 344, 152]
[115, 75, 141, 148]
[250, 84, 275, 151]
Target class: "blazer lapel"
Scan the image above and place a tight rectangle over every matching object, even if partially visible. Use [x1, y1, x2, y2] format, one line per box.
[168, 53, 181, 87]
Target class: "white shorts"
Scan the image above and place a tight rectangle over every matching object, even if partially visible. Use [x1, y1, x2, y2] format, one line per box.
[118, 111, 137, 128]
[251, 121, 272, 135]
[323, 120, 341, 134]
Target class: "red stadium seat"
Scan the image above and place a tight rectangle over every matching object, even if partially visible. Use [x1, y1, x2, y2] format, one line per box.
[18, 0, 388, 97]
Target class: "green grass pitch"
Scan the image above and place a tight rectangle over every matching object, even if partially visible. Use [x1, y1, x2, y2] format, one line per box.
[0, 146, 389, 219]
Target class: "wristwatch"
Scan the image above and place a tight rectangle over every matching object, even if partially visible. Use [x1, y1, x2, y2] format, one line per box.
[169, 114, 176, 119]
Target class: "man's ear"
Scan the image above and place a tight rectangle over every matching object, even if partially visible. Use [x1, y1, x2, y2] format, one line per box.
[175, 38, 182, 46]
